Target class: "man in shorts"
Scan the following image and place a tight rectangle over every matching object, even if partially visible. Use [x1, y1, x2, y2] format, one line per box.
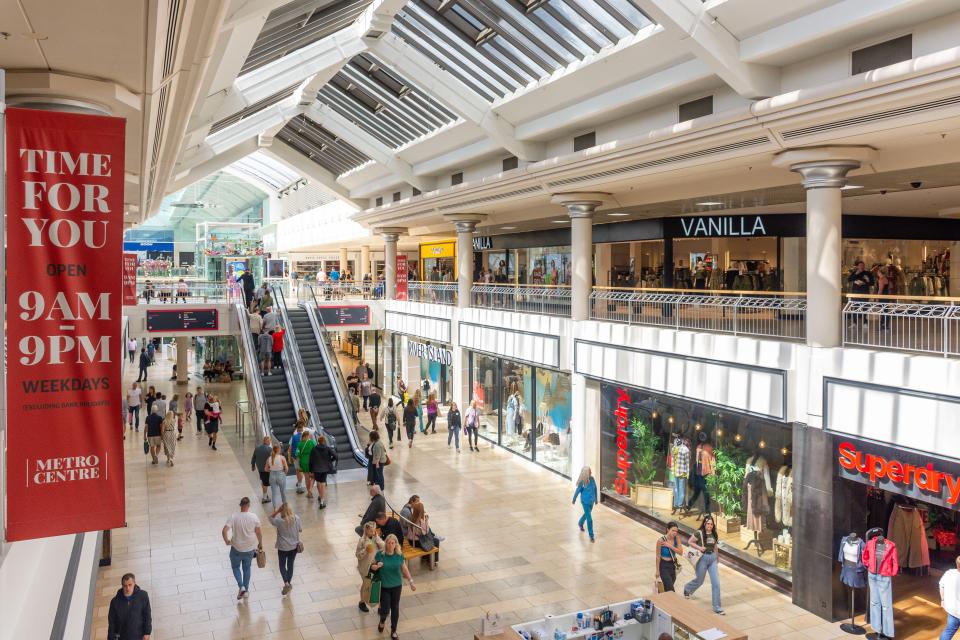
[251, 436, 273, 503]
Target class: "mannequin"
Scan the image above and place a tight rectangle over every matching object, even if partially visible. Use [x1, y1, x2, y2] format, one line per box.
[838, 532, 867, 635]
[862, 528, 898, 640]
[742, 453, 772, 554]
[775, 465, 793, 528]
[670, 435, 691, 514]
[685, 431, 715, 517]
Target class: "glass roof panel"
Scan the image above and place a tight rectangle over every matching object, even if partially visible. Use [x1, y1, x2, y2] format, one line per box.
[230, 151, 302, 192]
[277, 114, 371, 177]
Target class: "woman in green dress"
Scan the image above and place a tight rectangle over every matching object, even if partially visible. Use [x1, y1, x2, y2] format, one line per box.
[370, 534, 416, 639]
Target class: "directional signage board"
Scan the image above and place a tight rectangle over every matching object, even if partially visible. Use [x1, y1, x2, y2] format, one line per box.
[317, 305, 370, 326]
[146, 308, 219, 332]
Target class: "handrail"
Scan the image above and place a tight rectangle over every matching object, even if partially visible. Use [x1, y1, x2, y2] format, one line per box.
[844, 293, 960, 303]
[302, 283, 367, 467]
[234, 302, 271, 441]
[591, 285, 805, 296]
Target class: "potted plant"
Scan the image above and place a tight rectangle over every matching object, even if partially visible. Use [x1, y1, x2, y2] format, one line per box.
[708, 446, 748, 533]
[630, 417, 670, 510]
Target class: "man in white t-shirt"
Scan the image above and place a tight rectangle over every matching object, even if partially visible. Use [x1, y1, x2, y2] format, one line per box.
[222, 497, 263, 599]
[126, 383, 142, 431]
[941, 556, 960, 639]
[127, 337, 137, 364]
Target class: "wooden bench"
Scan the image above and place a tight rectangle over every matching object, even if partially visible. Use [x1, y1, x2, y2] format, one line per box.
[402, 538, 438, 570]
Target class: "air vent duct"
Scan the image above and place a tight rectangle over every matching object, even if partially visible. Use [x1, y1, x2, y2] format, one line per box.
[782, 95, 960, 140]
[437, 186, 543, 211]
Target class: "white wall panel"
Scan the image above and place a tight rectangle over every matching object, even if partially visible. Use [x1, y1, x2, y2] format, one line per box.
[385, 310, 451, 343]
[458, 321, 560, 369]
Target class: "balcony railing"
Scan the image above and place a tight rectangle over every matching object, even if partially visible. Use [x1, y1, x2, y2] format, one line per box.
[590, 288, 807, 340]
[134, 281, 242, 304]
[471, 284, 571, 317]
[842, 295, 960, 357]
[406, 281, 458, 306]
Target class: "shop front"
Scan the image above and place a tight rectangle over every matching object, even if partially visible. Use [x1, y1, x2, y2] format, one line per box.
[395, 336, 452, 405]
[468, 351, 573, 477]
[598, 382, 794, 588]
[419, 241, 455, 282]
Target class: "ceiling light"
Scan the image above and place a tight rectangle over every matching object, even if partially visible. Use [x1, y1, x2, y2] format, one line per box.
[696, 201, 725, 206]
[608, 212, 629, 217]
[841, 185, 863, 190]
[551, 219, 568, 224]
[500, 226, 517, 230]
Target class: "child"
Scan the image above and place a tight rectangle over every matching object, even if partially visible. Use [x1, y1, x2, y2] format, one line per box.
[209, 398, 222, 423]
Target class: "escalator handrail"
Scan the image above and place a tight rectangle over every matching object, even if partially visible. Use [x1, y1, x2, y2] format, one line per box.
[234, 302, 272, 442]
[301, 283, 367, 467]
[269, 285, 331, 447]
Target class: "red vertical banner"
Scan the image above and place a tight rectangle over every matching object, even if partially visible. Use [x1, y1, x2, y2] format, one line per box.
[396, 254, 408, 301]
[5, 108, 126, 541]
[122, 253, 138, 305]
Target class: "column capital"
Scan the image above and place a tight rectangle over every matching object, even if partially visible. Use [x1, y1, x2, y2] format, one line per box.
[442, 213, 487, 233]
[375, 227, 407, 242]
[773, 146, 876, 189]
[551, 192, 610, 218]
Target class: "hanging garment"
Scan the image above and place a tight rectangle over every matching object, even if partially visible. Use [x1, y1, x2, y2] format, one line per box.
[742, 470, 770, 530]
[887, 504, 930, 569]
[671, 442, 690, 479]
[709, 268, 725, 290]
[775, 466, 793, 527]
[838, 536, 867, 589]
[745, 455, 773, 494]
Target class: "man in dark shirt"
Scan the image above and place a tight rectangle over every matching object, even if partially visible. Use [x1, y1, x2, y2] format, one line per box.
[107, 573, 152, 640]
[374, 511, 403, 544]
[358, 485, 386, 534]
[145, 407, 164, 465]
[137, 349, 150, 382]
[847, 260, 875, 327]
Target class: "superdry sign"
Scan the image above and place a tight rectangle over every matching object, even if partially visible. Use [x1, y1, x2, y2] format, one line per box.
[838, 440, 960, 508]
[5, 108, 126, 541]
[613, 387, 631, 495]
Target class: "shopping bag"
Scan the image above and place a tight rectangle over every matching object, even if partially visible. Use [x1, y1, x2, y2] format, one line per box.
[143, 440, 149, 455]
[480, 612, 503, 636]
[361, 577, 372, 602]
[255, 548, 266, 569]
[655, 577, 665, 594]
[368, 577, 381, 605]
[684, 547, 703, 568]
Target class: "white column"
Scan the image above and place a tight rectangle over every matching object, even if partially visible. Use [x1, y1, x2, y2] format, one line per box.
[775, 148, 873, 348]
[175, 337, 189, 386]
[552, 193, 607, 321]
[339, 247, 349, 274]
[377, 227, 406, 301]
[360, 245, 370, 282]
[444, 214, 487, 308]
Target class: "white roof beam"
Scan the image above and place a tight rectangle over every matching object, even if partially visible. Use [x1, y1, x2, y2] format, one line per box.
[634, 0, 779, 99]
[367, 33, 545, 161]
[303, 102, 436, 192]
[169, 138, 261, 193]
[262, 139, 366, 208]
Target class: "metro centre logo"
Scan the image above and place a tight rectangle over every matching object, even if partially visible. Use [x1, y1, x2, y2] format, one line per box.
[28, 455, 103, 486]
[838, 441, 960, 505]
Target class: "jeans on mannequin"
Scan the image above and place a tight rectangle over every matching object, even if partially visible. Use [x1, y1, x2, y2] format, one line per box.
[673, 475, 687, 509]
[868, 572, 894, 637]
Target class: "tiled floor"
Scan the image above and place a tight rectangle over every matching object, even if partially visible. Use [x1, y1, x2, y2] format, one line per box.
[95, 354, 864, 640]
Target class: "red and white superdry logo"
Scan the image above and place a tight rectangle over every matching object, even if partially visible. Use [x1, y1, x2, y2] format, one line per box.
[29, 454, 104, 486]
[614, 387, 631, 495]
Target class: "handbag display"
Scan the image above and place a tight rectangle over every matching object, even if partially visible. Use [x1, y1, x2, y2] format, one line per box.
[255, 548, 266, 569]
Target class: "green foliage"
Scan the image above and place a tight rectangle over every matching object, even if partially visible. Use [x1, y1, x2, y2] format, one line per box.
[708, 446, 749, 518]
[631, 417, 663, 486]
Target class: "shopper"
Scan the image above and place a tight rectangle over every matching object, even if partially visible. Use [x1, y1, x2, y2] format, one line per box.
[154, 392, 166, 418]
[309, 434, 337, 509]
[446, 401, 462, 452]
[397, 375, 407, 404]
[269, 503, 302, 595]
[298, 431, 317, 498]
[222, 497, 263, 599]
[372, 534, 416, 639]
[251, 436, 273, 503]
[368, 386, 382, 427]
[399, 495, 420, 540]
[425, 392, 439, 434]
[368, 430, 387, 491]
[107, 573, 152, 640]
[272, 325, 285, 370]
[403, 399, 417, 449]
[259, 330, 274, 376]
[465, 400, 480, 452]
[289, 421, 306, 493]
[161, 410, 177, 466]
[264, 443, 289, 508]
[262, 306, 279, 332]
[683, 515, 724, 614]
[137, 348, 150, 382]
[847, 260, 875, 328]
[382, 398, 398, 448]
[169, 393, 182, 440]
[572, 466, 598, 542]
[941, 556, 960, 639]
[194, 387, 206, 434]
[127, 382, 142, 431]
[655, 521, 683, 593]
[404, 501, 440, 562]
[144, 406, 163, 465]
[204, 393, 222, 450]
[356, 521, 385, 612]
[413, 389, 425, 434]
[182, 392, 193, 439]
[351, 387, 361, 421]
[359, 485, 387, 534]
[145, 386, 157, 416]
[127, 337, 138, 364]
[361, 375, 372, 410]
[248, 308, 263, 345]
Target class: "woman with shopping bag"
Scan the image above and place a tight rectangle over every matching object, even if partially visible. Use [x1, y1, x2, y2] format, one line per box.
[356, 522, 384, 612]
[371, 534, 417, 639]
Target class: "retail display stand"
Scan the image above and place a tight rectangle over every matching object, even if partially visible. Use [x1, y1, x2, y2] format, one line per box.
[838, 586, 866, 635]
[474, 592, 746, 640]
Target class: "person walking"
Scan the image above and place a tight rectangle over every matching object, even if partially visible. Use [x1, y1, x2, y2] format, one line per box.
[222, 497, 263, 600]
[269, 503, 302, 596]
[298, 431, 317, 499]
[127, 383, 142, 431]
[248, 308, 263, 345]
[169, 394, 182, 440]
[940, 556, 960, 639]
[137, 348, 150, 382]
[146, 340, 156, 364]
[372, 534, 417, 639]
[289, 421, 306, 494]
[182, 393, 193, 440]
[265, 444, 289, 509]
[154, 393, 166, 418]
[656, 521, 683, 593]
[359, 485, 387, 533]
[144, 406, 163, 465]
[161, 410, 177, 466]
[251, 436, 273, 504]
[272, 326, 285, 370]
[107, 573, 152, 640]
[425, 392, 439, 434]
[413, 389, 425, 434]
[194, 387, 206, 434]
[361, 375, 372, 411]
[127, 337, 137, 364]
[397, 375, 407, 405]
[259, 330, 274, 376]
[464, 400, 480, 452]
[382, 398, 398, 448]
[144, 386, 156, 417]
[368, 431, 387, 491]
[403, 399, 417, 449]
[309, 434, 337, 509]
[368, 386, 382, 428]
[356, 521, 385, 612]
[447, 401, 462, 452]
[204, 394, 222, 450]
[683, 515, 724, 615]
[572, 466, 598, 542]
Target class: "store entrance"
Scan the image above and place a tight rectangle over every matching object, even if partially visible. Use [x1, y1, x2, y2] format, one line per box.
[838, 480, 954, 640]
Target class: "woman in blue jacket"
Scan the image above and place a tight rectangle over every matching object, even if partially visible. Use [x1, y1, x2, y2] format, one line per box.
[572, 466, 598, 542]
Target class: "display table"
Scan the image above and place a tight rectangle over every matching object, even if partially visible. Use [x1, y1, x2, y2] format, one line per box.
[647, 592, 747, 640]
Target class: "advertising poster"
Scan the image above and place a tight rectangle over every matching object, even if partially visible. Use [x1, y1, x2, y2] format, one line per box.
[5, 108, 126, 540]
[396, 254, 408, 301]
[122, 252, 138, 305]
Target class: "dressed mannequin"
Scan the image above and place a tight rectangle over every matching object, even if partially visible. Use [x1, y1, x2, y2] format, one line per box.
[743, 454, 772, 529]
[670, 436, 691, 514]
[685, 431, 715, 517]
[838, 532, 867, 635]
[775, 465, 793, 528]
[862, 528, 898, 640]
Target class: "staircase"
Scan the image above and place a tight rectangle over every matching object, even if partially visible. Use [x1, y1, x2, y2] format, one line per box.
[286, 307, 361, 469]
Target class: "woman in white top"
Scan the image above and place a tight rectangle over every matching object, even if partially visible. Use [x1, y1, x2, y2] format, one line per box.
[264, 444, 289, 508]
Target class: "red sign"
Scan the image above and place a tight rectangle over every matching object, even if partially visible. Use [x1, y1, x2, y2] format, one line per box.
[122, 253, 138, 305]
[5, 108, 126, 541]
[613, 387, 631, 495]
[838, 441, 960, 505]
[396, 254, 408, 301]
